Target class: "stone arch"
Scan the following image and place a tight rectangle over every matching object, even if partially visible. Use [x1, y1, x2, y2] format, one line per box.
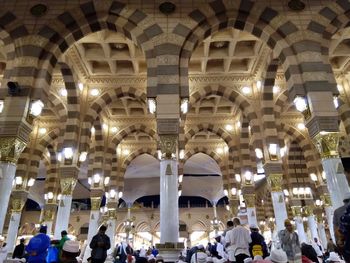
[189, 85, 257, 125]
[173, 0, 305, 97]
[185, 123, 233, 146]
[110, 123, 157, 148]
[80, 87, 147, 152]
[58, 62, 81, 151]
[44, 145, 60, 195]
[338, 97, 350, 136]
[16, 128, 60, 180]
[183, 149, 224, 181]
[135, 221, 151, 232]
[0, 11, 27, 86]
[281, 123, 323, 175]
[118, 151, 158, 189]
[21, 1, 160, 101]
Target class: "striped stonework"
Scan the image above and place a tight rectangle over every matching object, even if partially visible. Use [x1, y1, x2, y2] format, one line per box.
[79, 87, 147, 152]
[92, 118, 104, 180]
[44, 145, 61, 197]
[59, 63, 80, 151]
[11, 1, 160, 101]
[338, 97, 350, 136]
[16, 128, 60, 183]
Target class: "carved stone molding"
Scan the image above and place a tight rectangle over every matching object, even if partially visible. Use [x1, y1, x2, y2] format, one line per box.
[313, 132, 339, 159]
[0, 137, 26, 164]
[291, 206, 302, 217]
[267, 174, 283, 192]
[91, 197, 102, 211]
[159, 135, 178, 159]
[244, 194, 256, 208]
[60, 178, 77, 195]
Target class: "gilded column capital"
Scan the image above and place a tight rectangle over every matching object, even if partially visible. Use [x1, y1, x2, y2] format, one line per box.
[321, 194, 332, 207]
[91, 197, 102, 210]
[60, 178, 77, 195]
[267, 174, 283, 192]
[313, 132, 339, 159]
[303, 206, 314, 216]
[0, 137, 26, 164]
[159, 135, 177, 159]
[43, 208, 55, 222]
[108, 209, 117, 219]
[244, 194, 256, 208]
[11, 198, 26, 213]
[291, 206, 302, 217]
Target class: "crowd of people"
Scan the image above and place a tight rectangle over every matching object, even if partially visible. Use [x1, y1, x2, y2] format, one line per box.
[183, 218, 346, 263]
[1, 191, 350, 263]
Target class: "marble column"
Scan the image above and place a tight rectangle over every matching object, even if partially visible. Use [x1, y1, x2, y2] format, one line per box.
[324, 205, 335, 241]
[106, 215, 116, 254]
[267, 174, 288, 232]
[160, 159, 179, 243]
[313, 132, 350, 209]
[307, 215, 319, 240]
[83, 197, 102, 262]
[0, 163, 16, 234]
[244, 194, 258, 227]
[317, 221, 327, 249]
[42, 204, 57, 236]
[292, 206, 307, 243]
[6, 196, 26, 252]
[54, 195, 73, 239]
[0, 137, 26, 234]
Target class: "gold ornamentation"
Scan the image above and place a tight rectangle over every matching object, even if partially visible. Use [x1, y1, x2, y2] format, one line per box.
[267, 174, 283, 192]
[43, 209, 55, 221]
[91, 197, 102, 210]
[159, 135, 177, 159]
[165, 164, 172, 175]
[108, 209, 117, 219]
[0, 137, 26, 164]
[291, 206, 302, 217]
[321, 194, 332, 207]
[303, 206, 314, 216]
[60, 178, 77, 195]
[313, 132, 339, 159]
[244, 194, 256, 208]
[12, 198, 25, 213]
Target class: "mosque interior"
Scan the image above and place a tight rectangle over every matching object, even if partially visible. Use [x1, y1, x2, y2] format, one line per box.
[0, 0, 349, 259]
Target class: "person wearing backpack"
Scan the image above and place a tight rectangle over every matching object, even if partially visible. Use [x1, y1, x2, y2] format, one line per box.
[248, 224, 268, 259]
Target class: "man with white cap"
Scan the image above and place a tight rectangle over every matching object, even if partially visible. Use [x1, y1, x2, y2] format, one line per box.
[191, 245, 207, 263]
[249, 224, 268, 259]
[333, 192, 350, 249]
[60, 240, 81, 263]
[267, 248, 288, 263]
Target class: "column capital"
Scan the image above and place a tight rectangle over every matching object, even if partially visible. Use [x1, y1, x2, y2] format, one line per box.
[303, 205, 314, 216]
[0, 137, 26, 164]
[159, 135, 178, 159]
[91, 197, 102, 211]
[107, 209, 117, 219]
[267, 174, 283, 192]
[43, 205, 57, 222]
[11, 191, 27, 213]
[244, 194, 256, 208]
[320, 194, 332, 207]
[60, 177, 77, 195]
[291, 206, 302, 217]
[312, 132, 339, 159]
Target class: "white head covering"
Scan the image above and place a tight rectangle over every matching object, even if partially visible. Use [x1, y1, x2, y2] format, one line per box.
[328, 252, 341, 262]
[139, 248, 147, 258]
[268, 248, 288, 263]
[243, 258, 253, 263]
[253, 255, 263, 260]
[63, 240, 80, 253]
[197, 244, 204, 250]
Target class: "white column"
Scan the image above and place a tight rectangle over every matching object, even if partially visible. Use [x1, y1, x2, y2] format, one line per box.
[45, 221, 53, 236]
[6, 212, 21, 253]
[294, 217, 307, 244]
[160, 159, 179, 243]
[325, 206, 335, 241]
[317, 222, 327, 250]
[247, 207, 258, 227]
[307, 215, 319, 240]
[212, 202, 217, 218]
[271, 192, 288, 232]
[83, 210, 100, 262]
[322, 158, 350, 209]
[54, 195, 73, 239]
[106, 218, 116, 254]
[0, 163, 16, 234]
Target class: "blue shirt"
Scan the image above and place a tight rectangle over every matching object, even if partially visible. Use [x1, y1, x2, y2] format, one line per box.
[26, 233, 50, 263]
